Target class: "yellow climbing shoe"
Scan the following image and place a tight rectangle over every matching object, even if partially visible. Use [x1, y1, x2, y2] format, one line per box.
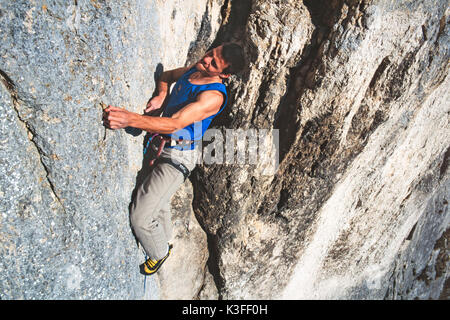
[140, 244, 173, 275]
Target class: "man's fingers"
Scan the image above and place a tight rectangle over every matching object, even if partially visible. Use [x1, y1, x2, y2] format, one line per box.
[102, 119, 120, 129]
[105, 113, 121, 121]
[145, 102, 155, 111]
[105, 105, 124, 112]
[102, 113, 127, 129]
[103, 108, 126, 121]
[145, 104, 162, 113]
[102, 113, 118, 126]
[102, 105, 131, 129]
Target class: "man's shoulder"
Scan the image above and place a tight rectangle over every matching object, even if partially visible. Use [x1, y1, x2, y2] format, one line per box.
[197, 89, 225, 98]
[196, 89, 226, 109]
[171, 65, 196, 82]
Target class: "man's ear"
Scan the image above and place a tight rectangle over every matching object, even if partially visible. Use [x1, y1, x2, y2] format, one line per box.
[219, 73, 231, 80]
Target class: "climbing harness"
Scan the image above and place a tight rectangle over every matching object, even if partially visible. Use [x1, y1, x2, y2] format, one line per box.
[143, 134, 191, 181]
[144, 133, 169, 166]
[156, 157, 190, 181]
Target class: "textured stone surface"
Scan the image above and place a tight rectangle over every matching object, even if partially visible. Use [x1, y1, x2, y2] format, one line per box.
[1, 0, 448, 300]
[192, 0, 449, 299]
[157, 178, 213, 300]
[0, 0, 222, 299]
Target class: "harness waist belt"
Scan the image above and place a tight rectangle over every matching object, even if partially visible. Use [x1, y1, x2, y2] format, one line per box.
[168, 139, 193, 147]
[156, 157, 190, 181]
[159, 135, 194, 150]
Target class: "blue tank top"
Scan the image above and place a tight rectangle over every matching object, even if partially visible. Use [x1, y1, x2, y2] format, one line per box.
[162, 67, 228, 150]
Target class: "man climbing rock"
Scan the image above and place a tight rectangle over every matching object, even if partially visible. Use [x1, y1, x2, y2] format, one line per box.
[102, 43, 245, 275]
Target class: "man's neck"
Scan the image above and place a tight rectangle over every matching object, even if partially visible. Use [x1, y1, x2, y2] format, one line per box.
[189, 70, 223, 85]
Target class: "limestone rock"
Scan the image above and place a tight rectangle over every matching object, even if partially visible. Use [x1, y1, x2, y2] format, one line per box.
[157, 178, 215, 300]
[192, 0, 449, 299]
[1, 0, 448, 300]
[0, 0, 223, 299]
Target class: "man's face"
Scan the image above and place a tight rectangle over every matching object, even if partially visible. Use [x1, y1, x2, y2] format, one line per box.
[196, 45, 230, 78]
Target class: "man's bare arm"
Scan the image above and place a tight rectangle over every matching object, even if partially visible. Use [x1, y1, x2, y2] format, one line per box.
[104, 90, 223, 134]
[146, 64, 196, 112]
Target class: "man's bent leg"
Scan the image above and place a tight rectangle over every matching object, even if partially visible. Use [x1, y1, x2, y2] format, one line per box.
[130, 162, 184, 260]
[159, 201, 173, 243]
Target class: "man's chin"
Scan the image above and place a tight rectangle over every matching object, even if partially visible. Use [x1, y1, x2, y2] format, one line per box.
[194, 62, 202, 69]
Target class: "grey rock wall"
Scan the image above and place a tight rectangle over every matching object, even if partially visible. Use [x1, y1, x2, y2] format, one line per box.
[1, 0, 448, 300]
[192, 0, 449, 299]
[0, 0, 223, 299]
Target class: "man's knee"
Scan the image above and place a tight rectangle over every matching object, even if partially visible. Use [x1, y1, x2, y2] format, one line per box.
[131, 198, 165, 231]
[130, 201, 151, 231]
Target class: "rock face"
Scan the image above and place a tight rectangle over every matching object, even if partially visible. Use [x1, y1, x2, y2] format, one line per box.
[0, 0, 223, 299]
[192, 0, 449, 299]
[1, 0, 448, 300]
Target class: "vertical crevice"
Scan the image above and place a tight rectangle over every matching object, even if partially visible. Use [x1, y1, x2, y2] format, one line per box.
[205, 232, 225, 299]
[439, 146, 449, 181]
[185, 1, 214, 66]
[210, 0, 252, 46]
[190, 0, 253, 300]
[274, 0, 346, 163]
[0, 69, 66, 213]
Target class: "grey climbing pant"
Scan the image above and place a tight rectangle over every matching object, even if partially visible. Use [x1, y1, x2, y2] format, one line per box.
[130, 146, 198, 260]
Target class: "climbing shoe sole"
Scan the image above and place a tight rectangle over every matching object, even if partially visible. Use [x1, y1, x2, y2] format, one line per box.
[140, 244, 173, 275]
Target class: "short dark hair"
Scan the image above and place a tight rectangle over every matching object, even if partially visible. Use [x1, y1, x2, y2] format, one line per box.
[221, 43, 245, 75]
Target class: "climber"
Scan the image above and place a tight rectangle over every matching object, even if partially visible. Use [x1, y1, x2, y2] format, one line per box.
[102, 43, 245, 275]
